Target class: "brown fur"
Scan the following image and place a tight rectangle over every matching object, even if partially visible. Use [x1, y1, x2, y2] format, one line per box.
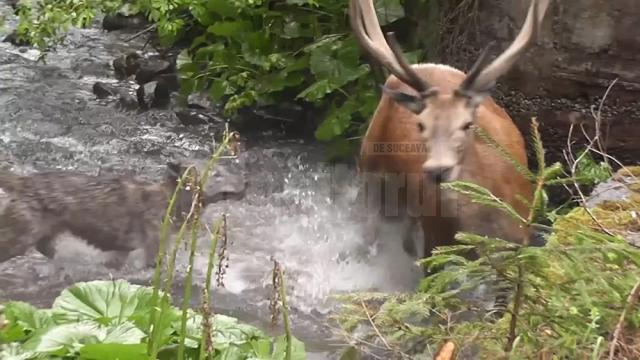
[359, 64, 533, 259]
[0, 162, 238, 268]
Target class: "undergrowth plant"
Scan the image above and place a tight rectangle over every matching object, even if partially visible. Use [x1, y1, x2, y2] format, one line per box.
[0, 128, 307, 359]
[334, 118, 640, 359]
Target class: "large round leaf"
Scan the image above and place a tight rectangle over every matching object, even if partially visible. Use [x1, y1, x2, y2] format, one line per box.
[23, 321, 145, 355]
[51, 280, 167, 326]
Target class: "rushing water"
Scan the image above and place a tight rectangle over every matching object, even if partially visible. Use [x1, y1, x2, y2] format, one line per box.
[0, 6, 424, 358]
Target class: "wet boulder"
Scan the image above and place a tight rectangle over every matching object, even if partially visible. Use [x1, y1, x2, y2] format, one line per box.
[102, 14, 147, 32]
[136, 79, 171, 110]
[92, 82, 118, 99]
[112, 52, 142, 80]
[187, 92, 213, 110]
[204, 164, 248, 203]
[155, 73, 180, 93]
[135, 57, 173, 85]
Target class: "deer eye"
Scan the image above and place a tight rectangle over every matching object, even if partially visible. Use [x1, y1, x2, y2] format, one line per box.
[417, 122, 425, 132]
[461, 122, 472, 131]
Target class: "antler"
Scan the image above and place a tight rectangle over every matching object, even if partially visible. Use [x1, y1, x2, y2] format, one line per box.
[349, 0, 430, 94]
[459, 0, 551, 94]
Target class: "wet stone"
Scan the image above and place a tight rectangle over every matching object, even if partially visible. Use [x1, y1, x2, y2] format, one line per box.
[2, 31, 30, 47]
[102, 14, 148, 32]
[112, 52, 142, 80]
[92, 81, 117, 99]
[135, 57, 173, 85]
[187, 92, 213, 110]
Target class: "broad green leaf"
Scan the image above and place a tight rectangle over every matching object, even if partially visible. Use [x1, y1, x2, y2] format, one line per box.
[250, 339, 272, 358]
[79, 343, 147, 360]
[23, 321, 143, 354]
[314, 98, 361, 141]
[296, 79, 333, 102]
[257, 71, 305, 93]
[51, 280, 163, 327]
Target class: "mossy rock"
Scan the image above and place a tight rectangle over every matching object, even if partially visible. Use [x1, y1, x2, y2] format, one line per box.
[553, 165, 640, 246]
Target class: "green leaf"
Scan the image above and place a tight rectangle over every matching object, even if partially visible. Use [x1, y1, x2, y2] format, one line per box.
[250, 339, 272, 358]
[0, 302, 55, 342]
[51, 280, 163, 327]
[314, 101, 354, 141]
[296, 79, 333, 102]
[79, 343, 147, 360]
[207, 21, 252, 38]
[207, 0, 239, 18]
[574, 151, 612, 185]
[271, 335, 306, 360]
[374, 0, 404, 26]
[23, 321, 144, 355]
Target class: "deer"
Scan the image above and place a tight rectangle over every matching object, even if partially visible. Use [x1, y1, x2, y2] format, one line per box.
[350, 0, 550, 273]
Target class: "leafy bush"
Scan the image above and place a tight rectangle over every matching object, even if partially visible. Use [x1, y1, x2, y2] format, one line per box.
[0, 279, 306, 359]
[334, 119, 640, 359]
[10, 0, 430, 152]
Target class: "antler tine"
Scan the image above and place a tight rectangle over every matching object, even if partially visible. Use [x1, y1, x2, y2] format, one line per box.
[461, 0, 550, 94]
[349, 0, 430, 94]
[385, 32, 430, 93]
[457, 41, 495, 94]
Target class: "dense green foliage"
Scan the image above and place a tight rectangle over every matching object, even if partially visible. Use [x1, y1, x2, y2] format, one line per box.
[335, 120, 640, 359]
[11, 0, 433, 153]
[0, 280, 306, 359]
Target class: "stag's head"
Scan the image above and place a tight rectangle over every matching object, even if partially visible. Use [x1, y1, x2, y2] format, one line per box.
[350, 0, 549, 183]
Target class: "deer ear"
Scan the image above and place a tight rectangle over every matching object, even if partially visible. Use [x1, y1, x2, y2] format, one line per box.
[381, 85, 426, 114]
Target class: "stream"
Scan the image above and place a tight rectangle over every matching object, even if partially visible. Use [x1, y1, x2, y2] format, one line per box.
[0, 5, 424, 358]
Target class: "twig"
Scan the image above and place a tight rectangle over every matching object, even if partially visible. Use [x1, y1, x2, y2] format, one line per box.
[608, 279, 640, 360]
[564, 104, 615, 236]
[124, 23, 157, 42]
[591, 78, 618, 166]
[360, 300, 393, 351]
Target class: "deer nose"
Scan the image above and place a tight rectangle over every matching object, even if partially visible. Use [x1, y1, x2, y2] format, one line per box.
[423, 166, 453, 183]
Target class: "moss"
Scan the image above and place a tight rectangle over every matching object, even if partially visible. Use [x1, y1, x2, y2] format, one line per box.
[629, 182, 640, 193]
[614, 166, 640, 180]
[552, 179, 640, 244]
